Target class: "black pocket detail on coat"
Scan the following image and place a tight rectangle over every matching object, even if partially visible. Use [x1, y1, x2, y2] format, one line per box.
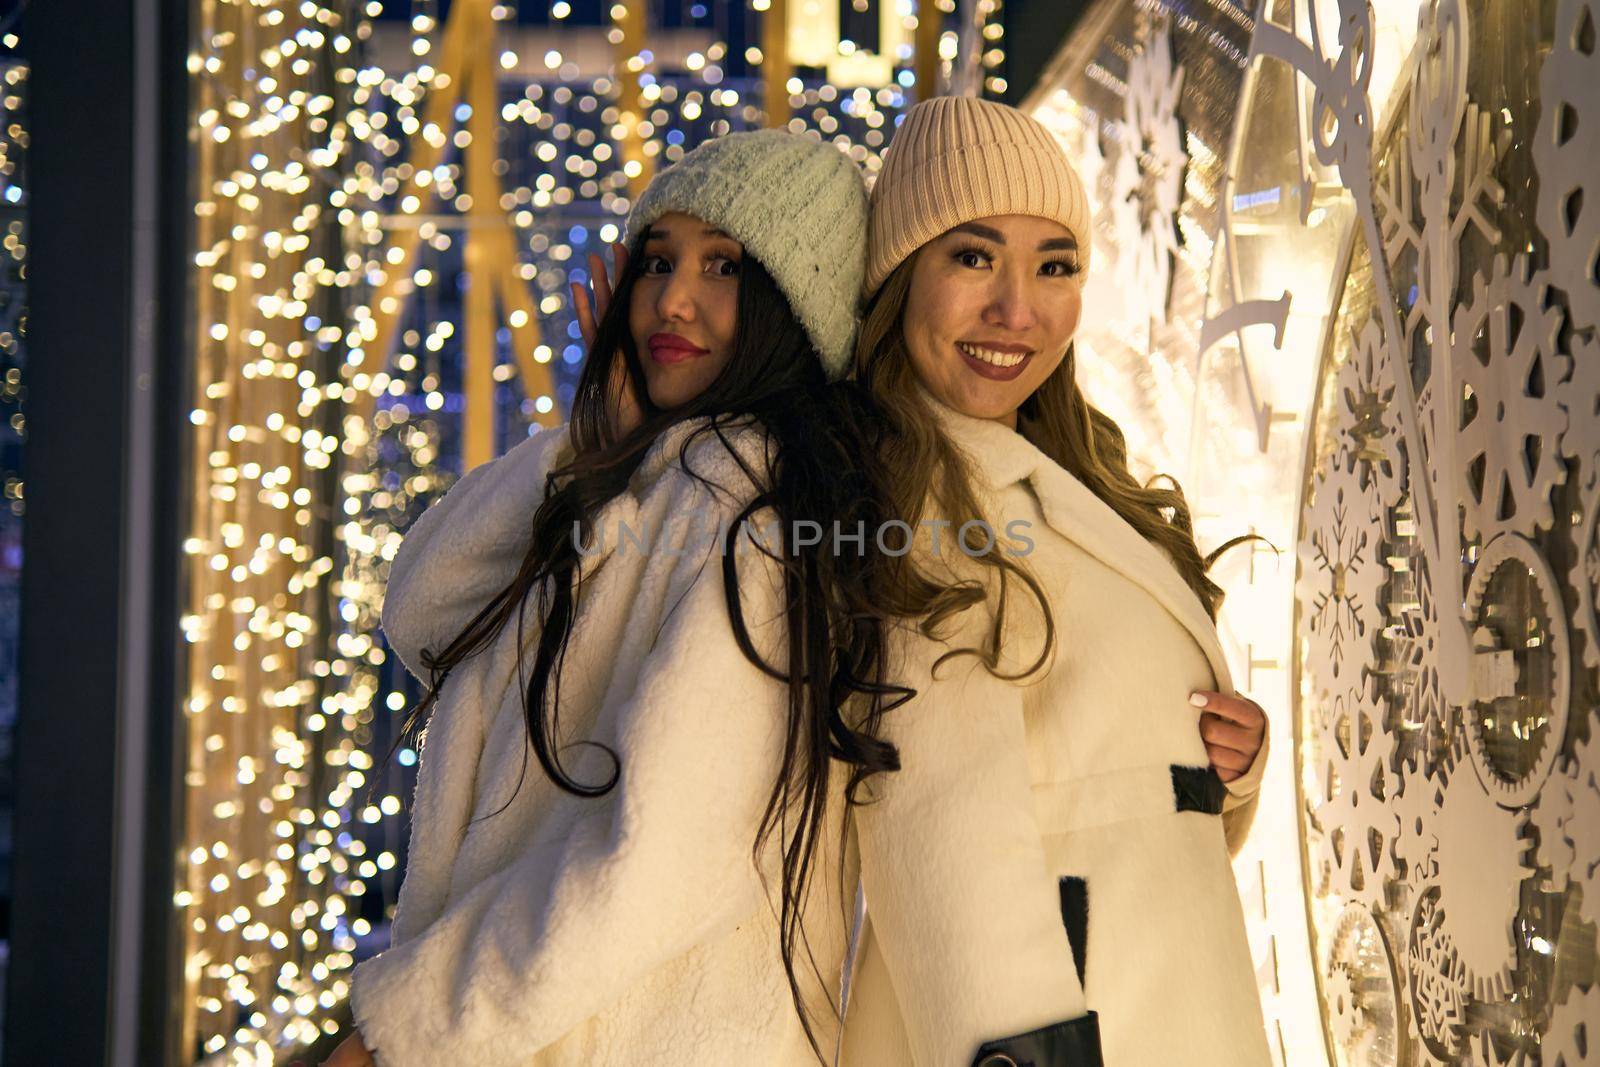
[971, 1010, 1104, 1067]
[1171, 763, 1227, 815]
[1058, 875, 1088, 986]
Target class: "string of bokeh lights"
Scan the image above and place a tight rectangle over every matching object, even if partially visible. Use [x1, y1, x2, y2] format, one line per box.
[0, 37, 24, 525]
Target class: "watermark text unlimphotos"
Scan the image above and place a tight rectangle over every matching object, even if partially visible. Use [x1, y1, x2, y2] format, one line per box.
[573, 514, 1036, 559]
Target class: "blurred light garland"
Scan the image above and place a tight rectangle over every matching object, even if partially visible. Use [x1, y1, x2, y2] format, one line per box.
[0, 28, 26, 919]
[180, 1, 1002, 1062]
[0, 40, 25, 523]
[181, 0, 385, 1059]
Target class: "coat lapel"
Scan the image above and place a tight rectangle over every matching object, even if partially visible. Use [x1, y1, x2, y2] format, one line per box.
[1023, 459, 1233, 692]
[916, 385, 1233, 692]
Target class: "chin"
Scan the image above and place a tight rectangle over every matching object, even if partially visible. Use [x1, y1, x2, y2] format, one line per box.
[645, 375, 703, 411]
[940, 374, 1034, 423]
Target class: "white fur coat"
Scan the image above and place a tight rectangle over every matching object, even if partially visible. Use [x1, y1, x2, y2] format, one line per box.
[837, 386, 1271, 1067]
[349, 417, 851, 1067]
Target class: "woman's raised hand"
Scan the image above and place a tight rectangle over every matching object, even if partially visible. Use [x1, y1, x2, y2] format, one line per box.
[569, 242, 643, 439]
[571, 241, 628, 349]
[319, 1032, 375, 1067]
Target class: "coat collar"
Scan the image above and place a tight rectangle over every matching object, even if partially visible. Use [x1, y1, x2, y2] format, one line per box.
[554, 414, 771, 583]
[913, 382, 1233, 691]
[628, 413, 768, 492]
[536, 416, 728, 491]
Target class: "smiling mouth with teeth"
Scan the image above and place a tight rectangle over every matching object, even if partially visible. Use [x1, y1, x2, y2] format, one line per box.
[956, 342, 1030, 368]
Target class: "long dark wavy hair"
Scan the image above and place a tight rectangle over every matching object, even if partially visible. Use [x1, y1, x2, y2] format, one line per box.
[380, 235, 915, 1057]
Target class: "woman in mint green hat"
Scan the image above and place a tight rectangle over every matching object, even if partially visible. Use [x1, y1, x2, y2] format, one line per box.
[330, 129, 911, 1067]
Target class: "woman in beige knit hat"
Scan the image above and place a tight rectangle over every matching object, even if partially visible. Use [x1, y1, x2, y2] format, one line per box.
[837, 96, 1274, 1066]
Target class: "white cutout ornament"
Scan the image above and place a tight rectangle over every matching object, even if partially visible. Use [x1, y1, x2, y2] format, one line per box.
[1452, 257, 1570, 542]
[1392, 746, 1532, 1049]
[1544, 982, 1600, 1067]
[1536, 0, 1600, 335]
[1107, 19, 1187, 331]
[1406, 883, 1471, 1060]
[1461, 533, 1572, 810]
[1531, 725, 1600, 928]
[1309, 680, 1400, 910]
[1301, 455, 1388, 696]
[1337, 317, 1406, 510]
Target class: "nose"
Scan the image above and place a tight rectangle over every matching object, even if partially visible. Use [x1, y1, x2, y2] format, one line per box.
[982, 267, 1039, 333]
[655, 270, 697, 325]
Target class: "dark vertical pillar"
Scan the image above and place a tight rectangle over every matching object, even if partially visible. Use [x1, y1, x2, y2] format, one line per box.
[7, 0, 190, 1064]
[999, 0, 1093, 106]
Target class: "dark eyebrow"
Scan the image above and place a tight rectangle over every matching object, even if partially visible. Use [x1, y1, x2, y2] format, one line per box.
[951, 221, 1005, 243]
[644, 224, 736, 243]
[951, 221, 1078, 252]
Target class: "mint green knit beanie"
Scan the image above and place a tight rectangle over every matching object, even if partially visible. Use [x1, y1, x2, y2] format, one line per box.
[623, 129, 866, 381]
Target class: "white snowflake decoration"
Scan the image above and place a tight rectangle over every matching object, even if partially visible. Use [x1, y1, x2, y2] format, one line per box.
[1300, 456, 1387, 696]
[1309, 682, 1400, 910]
[1107, 19, 1187, 330]
[1392, 748, 1532, 1046]
[1337, 317, 1406, 510]
[1406, 884, 1471, 1059]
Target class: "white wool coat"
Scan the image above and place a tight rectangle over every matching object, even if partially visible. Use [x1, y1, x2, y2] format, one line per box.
[350, 401, 1269, 1067]
[837, 387, 1271, 1067]
[349, 417, 853, 1067]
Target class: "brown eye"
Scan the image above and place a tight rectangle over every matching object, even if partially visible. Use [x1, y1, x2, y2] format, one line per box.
[640, 254, 671, 275]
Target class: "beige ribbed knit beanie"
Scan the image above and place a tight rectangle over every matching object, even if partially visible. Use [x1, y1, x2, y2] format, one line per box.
[624, 129, 867, 380]
[865, 96, 1092, 297]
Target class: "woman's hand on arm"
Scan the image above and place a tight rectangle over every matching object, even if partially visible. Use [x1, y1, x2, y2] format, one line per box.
[1190, 690, 1270, 855]
[1190, 690, 1267, 784]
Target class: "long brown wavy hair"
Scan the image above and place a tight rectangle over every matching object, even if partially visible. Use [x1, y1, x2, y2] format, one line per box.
[853, 253, 1236, 682]
[377, 241, 916, 1060]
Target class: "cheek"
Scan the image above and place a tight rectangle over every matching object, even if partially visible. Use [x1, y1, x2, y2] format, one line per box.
[905, 264, 949, 330]
[903, 266, 965, 359]
[708, 285, 738, 354]
[1048, 286, 1084, 346]
[627, 283, 654, 345]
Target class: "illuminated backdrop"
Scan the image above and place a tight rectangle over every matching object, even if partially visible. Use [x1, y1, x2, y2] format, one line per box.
[176, 0, 1600, 1062]
[1029, 0, 1600, 1064]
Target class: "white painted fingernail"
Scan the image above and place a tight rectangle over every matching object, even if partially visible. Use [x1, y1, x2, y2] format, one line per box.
[1189, 693, 1209, 707]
